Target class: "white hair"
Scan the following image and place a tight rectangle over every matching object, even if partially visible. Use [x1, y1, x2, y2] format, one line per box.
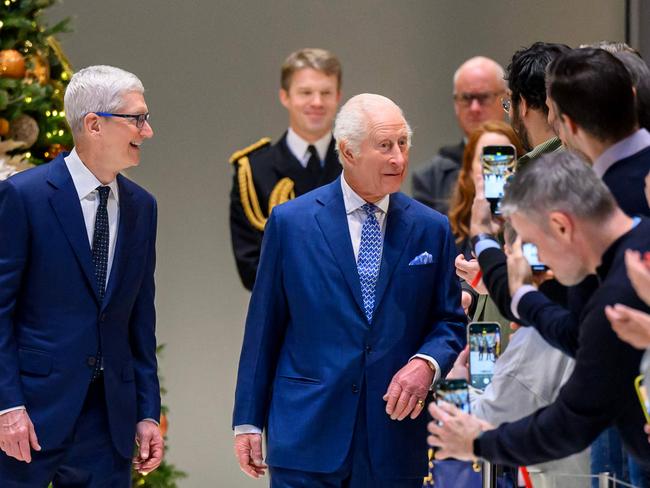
[333, 93, 412, 164]
[64, 65, 144, 134]
[452, 56, 505, 91]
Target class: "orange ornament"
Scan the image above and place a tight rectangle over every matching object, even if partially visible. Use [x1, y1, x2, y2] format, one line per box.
[0, 118, 9, 137]
[0, 50, 26, 79]
[159, 414, 168, 436]
[26, 53, 50, 85]
[47, 143, 66, 159]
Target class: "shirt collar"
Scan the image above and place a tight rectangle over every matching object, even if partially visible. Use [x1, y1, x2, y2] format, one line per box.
[64, 147, 120, 202]
[340, 173, 390, 215]
[286, 127, 332, 162]
[593, 128, 650, 178]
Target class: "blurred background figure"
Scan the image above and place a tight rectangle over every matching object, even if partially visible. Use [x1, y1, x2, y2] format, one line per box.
[412, 56, 505, 215]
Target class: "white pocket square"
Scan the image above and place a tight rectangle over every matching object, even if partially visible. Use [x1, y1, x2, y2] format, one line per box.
[409, 251, 433, 266]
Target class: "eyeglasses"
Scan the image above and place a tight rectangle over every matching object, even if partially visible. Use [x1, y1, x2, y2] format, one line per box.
[500, 97, 511, 114]
[453, 91, 502, 108]
[94, 112, 150, 129]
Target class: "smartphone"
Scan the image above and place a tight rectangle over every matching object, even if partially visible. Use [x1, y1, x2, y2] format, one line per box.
[436, 379, 470, 413]
[522, 242, 549, 273]
[481, 145, 517, 215]
[635, 375, 650, 423]
[468, 322, 501, 390]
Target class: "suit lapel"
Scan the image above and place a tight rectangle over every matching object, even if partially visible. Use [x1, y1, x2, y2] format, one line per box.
[47, 156, 101, 305]
[373, 193, 414, 316]
[315, 179, 365, 317]
[102, 174, 139, 309]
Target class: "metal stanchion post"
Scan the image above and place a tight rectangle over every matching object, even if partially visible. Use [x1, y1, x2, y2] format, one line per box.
[482, 461, 496, 488]
[598, 472, 612, 488]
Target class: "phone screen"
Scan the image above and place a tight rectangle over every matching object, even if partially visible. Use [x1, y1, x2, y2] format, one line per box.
[481, 145, 516, 214]
[469, 322, 501, 389]
[522, 243, 548, 272]
[436, 379, 470, 413]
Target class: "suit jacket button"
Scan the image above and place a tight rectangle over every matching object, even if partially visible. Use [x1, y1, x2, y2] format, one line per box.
[87, 356, 97, 367]
[351, 384, 359, 394]
[365, 345, 372, 353]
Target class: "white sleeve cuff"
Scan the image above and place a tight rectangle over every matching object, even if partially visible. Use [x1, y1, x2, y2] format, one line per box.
[474, 238, 501, 257]
[141, 418, 159, 426]
[411, 354, 441, 387]
[510, 285, 537, 319]
[0, 405, 26, 416]
[234, 424, 263, 436]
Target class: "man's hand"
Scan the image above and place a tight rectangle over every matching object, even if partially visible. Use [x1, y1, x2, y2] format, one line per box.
[383, 358, 433, 421]
[445, 346, 469, 381]
[461, 290, 473, 316]
[470, 171, 502, 237]
[455, 255, 487, 295]
[505, 237, 534, 296]
[132, 420, 164, 475]
[605, 304, 650, 349]
[0, 409, 40, 463]
[234, 433, 267, 479]
[427, 401, 492, 461]
[645, 423, 650, 444]
[625, 249, 650, 306]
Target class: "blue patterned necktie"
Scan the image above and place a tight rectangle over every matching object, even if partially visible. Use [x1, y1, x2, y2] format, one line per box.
[90, 185, 110, 380]
[357, 203, 382, 323]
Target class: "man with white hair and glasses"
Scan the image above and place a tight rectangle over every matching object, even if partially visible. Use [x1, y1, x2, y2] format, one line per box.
[0, 65, 162, 486]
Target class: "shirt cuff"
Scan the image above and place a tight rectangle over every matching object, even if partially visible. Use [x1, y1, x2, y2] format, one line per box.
[234, 424, 263, 436]
[0, 405, 26, 416]
[510, 285, 537, 319]
[141, 418, 159, 426]
[411, 354, 441, 387]
[474, 238, 501, 257]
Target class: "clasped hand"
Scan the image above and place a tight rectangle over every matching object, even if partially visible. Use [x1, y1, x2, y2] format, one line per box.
[132, 420, 165, 475]
[383, 358, 433, 421]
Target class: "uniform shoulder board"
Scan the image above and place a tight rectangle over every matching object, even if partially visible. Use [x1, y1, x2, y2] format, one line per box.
[229, 137, 272, 164]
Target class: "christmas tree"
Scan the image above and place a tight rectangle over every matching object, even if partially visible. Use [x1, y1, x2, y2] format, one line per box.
[2, 2, 186, 486]
[0, 0, 73, 171]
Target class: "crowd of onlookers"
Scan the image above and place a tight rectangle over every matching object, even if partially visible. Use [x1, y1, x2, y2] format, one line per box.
[417, 41, 650, 488]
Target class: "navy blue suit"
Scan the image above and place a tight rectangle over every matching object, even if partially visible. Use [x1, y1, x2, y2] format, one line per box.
[233, 177, 466, 481]
[0, 154, 160, 466]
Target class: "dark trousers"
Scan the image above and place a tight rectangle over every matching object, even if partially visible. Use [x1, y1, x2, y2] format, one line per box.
[270, 386, 422, 488]
[0, 377, 131, 487]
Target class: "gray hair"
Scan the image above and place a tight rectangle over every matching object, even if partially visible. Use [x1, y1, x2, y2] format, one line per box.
[333, 93, 412, 164]
[64, 65, 144, 134]
[500, 151, 617, 224]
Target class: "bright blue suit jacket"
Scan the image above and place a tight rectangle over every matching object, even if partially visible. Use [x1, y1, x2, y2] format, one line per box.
[0, 154, 160, 459]
[233, 177, 466, 477]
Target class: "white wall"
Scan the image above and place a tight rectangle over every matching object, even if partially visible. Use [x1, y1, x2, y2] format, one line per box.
[46, 1, 624, 486]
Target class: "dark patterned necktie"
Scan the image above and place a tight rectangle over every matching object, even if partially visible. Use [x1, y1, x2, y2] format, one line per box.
[92, 186, 110, 299]
[357, 203, 382, 323]
[91, 185, 110, 380]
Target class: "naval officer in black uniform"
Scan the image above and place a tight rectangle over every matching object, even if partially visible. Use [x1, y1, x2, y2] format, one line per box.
[229, 48, 343, 290]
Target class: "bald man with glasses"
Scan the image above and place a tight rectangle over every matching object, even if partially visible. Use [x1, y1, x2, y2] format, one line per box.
[412, 56, 505, 215]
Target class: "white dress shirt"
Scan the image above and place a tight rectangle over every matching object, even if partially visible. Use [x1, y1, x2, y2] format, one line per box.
[285, 128, 332, 167]
[0, 148, 120, 417]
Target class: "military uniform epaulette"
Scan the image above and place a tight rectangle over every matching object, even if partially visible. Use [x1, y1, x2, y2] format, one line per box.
[229, 137, 272, 164]
[230, 137, 295, 232]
